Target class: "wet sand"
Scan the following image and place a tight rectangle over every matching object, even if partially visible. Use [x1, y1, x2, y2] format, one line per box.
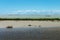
[0, 20, 60, 28]
[0, 27, 60, 40]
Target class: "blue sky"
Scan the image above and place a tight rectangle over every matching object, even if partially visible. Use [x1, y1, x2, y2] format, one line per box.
[0, 0, 60, 15]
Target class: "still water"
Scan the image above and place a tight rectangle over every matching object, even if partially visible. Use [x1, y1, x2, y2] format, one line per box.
[0, 27, 60, 40]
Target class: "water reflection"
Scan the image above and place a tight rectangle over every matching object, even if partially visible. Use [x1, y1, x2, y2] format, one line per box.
[0, 27, 60, 40]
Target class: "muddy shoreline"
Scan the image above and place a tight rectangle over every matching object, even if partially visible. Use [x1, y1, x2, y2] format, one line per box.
[0, 20, 60, 28]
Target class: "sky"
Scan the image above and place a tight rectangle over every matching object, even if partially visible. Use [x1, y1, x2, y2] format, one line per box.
[0, 0, 60, 15]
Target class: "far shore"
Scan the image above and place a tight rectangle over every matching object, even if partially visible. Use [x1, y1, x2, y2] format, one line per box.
[0, 18, 60, 21]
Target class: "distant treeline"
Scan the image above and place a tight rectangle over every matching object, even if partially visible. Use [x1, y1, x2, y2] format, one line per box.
[0, 18, 60, 21]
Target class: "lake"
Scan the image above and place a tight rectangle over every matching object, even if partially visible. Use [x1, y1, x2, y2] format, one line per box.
[0, 27, 60, 40]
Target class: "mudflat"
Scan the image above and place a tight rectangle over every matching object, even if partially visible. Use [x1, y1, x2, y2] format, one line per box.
[0, 20, 60, 28]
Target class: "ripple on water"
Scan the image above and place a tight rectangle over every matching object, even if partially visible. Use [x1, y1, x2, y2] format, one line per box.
[0, 27, 60, 40]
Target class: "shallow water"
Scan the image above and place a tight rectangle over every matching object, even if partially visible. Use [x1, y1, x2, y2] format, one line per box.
[0, 27, 60, 40]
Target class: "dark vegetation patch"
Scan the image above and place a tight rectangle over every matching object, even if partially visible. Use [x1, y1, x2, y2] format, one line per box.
[0, 18, 60, 21]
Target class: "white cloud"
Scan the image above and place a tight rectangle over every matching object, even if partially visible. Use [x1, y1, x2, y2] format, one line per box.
[16, 10, 41, 13]
[8, 10, 60, 15]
